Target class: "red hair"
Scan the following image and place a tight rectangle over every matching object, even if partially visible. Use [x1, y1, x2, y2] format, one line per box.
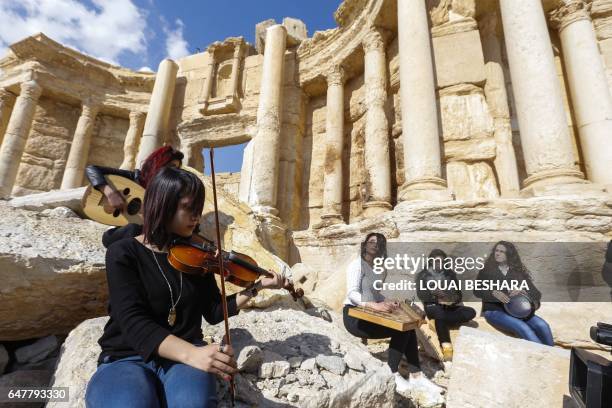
[138, 146, 184, 188]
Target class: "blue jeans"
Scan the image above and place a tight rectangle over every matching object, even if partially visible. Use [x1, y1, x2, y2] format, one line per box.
[484, 310, 554, 346]
[85, 350, 217, 408]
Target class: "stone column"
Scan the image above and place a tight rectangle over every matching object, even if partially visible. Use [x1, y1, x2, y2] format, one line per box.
[319, 65, 346, 226]
[479, 12, 521, 197]
[229, 41, 244, 98]
[61, 101, 100, 189]
[397, 0, 451, 202]
[135, 58, 178, 167]
[550, 0, 612, 189]
[499, 0, 589, 196]
[120, 111, 146, 170]
[247, 24, 287, 216]
[362, 28, 392, 216]
[199, 47, 216, 107]
[0, 88, 16, 146]
[0, 80, 42, 198]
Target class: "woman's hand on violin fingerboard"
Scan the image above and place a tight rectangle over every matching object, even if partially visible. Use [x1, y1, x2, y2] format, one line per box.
[186, 343, 237, 381]
[260, 270, 288, 290]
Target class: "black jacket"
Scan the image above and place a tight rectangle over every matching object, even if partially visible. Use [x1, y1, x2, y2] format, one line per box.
[474, 266, 542, 314]
[416, 268, 462, 306]
[85, 165, 141, 191]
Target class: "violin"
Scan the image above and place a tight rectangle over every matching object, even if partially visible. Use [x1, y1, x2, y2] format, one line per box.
[167, 234, 304, 300]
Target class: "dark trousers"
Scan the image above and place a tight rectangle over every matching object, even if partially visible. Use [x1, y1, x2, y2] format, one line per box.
[424, 304, 476, 344]
[343, 305, 420, 373]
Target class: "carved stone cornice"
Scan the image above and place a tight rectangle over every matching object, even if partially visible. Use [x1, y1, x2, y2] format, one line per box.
[549, 0, 592, 31]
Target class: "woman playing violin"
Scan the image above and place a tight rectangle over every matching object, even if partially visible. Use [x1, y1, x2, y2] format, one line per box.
[85, 167, 288, 408]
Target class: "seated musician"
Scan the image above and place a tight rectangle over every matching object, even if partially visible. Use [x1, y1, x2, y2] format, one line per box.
[85, 145, 184, 211]
[85, 167, 288, 407]
[85, 145, 184, 245]
[342, 233, 443, 398]
[416, 249, 476, 360]
[474, 241, 554, 346]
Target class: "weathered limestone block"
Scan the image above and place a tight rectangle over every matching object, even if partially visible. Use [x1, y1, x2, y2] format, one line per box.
[446, 161, 499, 200]
[432, 30, 486, 88]
[0, 202, 108, 340]
[439, 85, 494, 141]
[444, 137, 496, 162]
[283, 17, 308, 45]
[446, 327, 571, 408]
[50, 308, 391, 407]
[8, 187, 85, 212]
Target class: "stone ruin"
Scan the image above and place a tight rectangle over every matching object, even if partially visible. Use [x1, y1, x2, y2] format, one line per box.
[1, 0, 612, 407]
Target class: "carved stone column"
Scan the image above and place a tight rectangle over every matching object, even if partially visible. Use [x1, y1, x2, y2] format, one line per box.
[247, 24, 287, 216]
[319, 65, 346, 226]
[479, 12, 521, 197]
[199, 46, 217, 108]
[550, 0, 612, 188]
[362, 28, 392, 216]
[229, 41, 244, 98]
[499, 0, 592, 196]
[61, 101, 100, 189]
[397, 0, 451, 202]
[136, 58, 178, 167]
[0, 88, 16, 146]
[0, 80, 42, 198]
[120, 111, 145, 170]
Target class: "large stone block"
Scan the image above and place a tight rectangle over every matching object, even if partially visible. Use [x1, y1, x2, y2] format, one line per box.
[446, 161, 499, 200]
[439, 85, 494, 141]
[446, 327, 572, 408]
[433, 30, 486, 88]
[444, 137, 496, 161]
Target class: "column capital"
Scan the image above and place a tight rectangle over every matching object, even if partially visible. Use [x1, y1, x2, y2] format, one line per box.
[19, 80, 42, 100]
[327, 65, 346, 86]
[549, 0, 591, 31]
[129, 110, 146, 121]
[363, 27, 387, 53]
[81, 100, 100, 117]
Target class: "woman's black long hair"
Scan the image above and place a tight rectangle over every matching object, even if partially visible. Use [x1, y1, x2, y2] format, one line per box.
[483, 240, 533, 279]
[360, 232, 387, 260]
[142, 167, 205, 250]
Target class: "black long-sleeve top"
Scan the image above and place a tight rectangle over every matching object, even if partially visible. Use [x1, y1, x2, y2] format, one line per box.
[416, 268, 462, 307]
[97, 237, 239, 365]
[473, 266, 542, 314]
[85, 165, 141, 191]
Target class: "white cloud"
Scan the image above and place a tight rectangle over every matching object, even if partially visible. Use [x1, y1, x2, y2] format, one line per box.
[163, 18, 190, 60]
[138, 66, 154, 73]
[0, 0, 147, 65]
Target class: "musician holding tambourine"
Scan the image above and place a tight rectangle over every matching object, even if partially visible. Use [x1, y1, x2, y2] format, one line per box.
[474, 241, 554, 346]
[416, 249, 476, 360]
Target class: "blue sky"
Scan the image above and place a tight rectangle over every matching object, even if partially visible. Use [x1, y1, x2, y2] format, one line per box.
[0, 0, 341, 172]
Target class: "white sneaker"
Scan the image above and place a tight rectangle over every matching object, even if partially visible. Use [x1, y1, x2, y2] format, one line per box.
[394, 372, 412, 393]
[395, 372, 445, 407]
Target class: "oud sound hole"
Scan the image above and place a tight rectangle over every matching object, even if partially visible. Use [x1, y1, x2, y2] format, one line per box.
[123, 187, 130, 195]
[127, 198, 142, 215]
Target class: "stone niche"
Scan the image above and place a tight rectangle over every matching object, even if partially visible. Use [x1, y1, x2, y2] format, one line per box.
[199, 37, 249, 116]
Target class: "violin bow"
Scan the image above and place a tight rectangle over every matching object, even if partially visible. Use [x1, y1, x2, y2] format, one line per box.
[209, 147, 235, 407]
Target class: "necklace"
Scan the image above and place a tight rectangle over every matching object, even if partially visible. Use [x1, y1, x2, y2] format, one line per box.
[150, 247, 182, 327]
